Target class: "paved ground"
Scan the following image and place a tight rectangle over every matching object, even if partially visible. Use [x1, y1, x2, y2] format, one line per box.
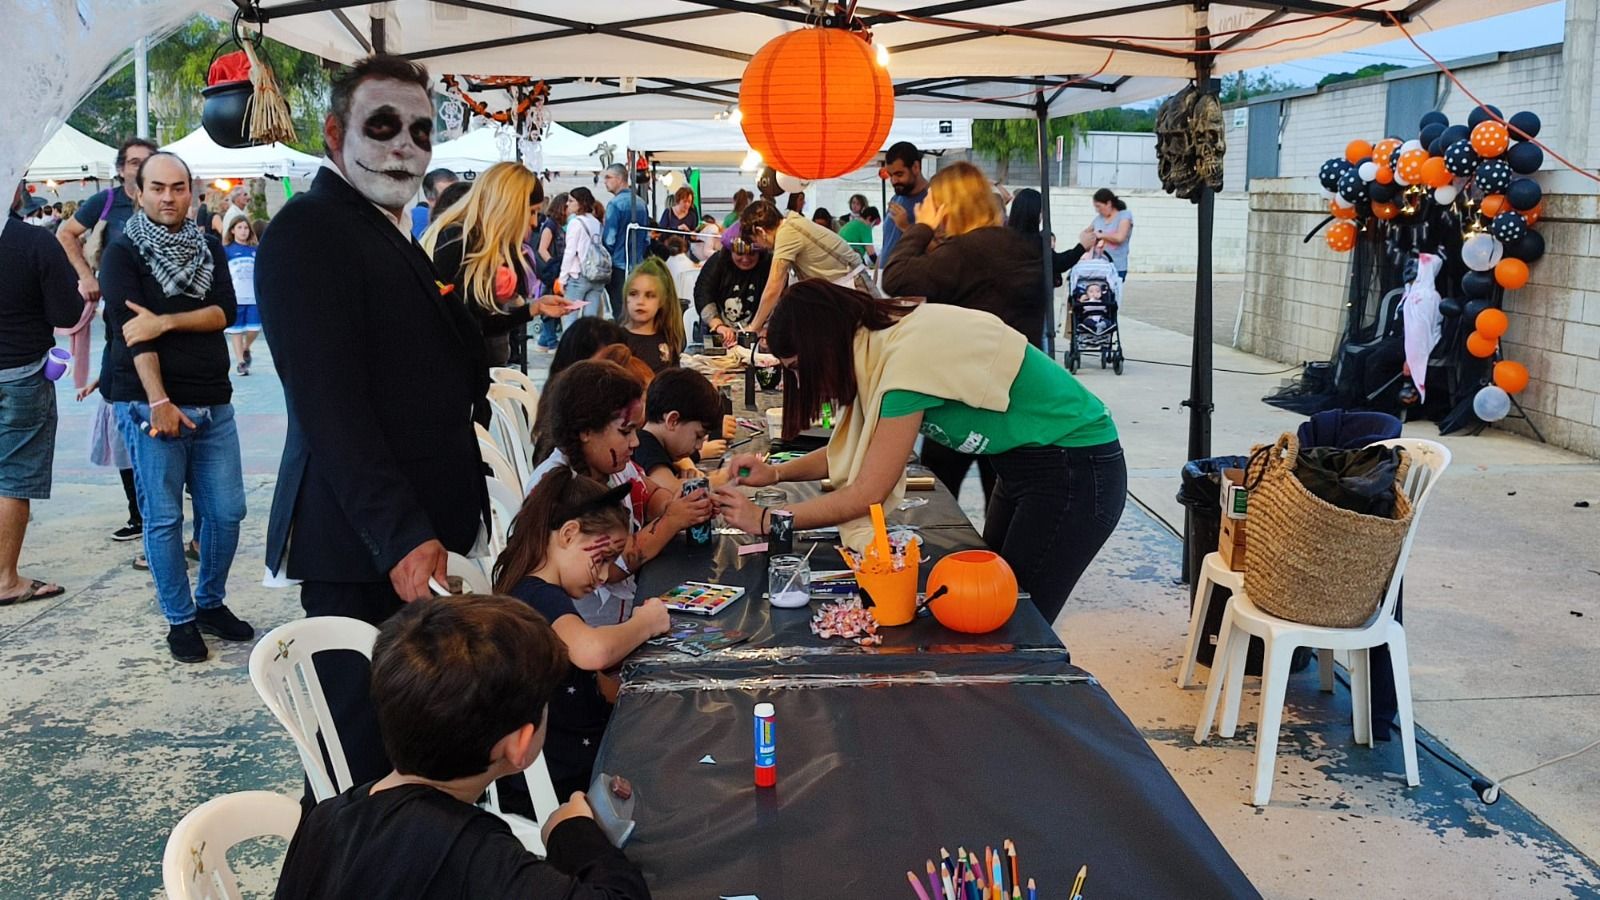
[3, 321, 1599, 897]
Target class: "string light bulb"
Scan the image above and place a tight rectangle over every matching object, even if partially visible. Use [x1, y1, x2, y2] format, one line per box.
[740, 148, 763, 171]
[876, 42, 891, 68]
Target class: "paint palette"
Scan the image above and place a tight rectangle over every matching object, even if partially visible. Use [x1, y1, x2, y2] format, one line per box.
[661, 581, 746, 616]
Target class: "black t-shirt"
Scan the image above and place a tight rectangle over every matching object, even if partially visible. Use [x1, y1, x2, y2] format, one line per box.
[630, 429, 675, 479]
[622, 329, 677, 374]
[692, 248, 769, 329]
[508, 576, 613, 799]
[274, 781, 651, 900]
[71, 187, 137, 249]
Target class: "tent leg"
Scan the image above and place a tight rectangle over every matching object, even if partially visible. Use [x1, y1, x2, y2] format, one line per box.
[1187, 183, 1214, 462]
[1035, 96, 1055, 355]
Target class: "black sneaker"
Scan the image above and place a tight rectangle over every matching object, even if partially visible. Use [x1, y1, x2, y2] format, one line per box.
[168, 622, 209, 663]
[112, 523, 143, 542]
[185, 540, 200, 563]
[195, 604, 254, 642]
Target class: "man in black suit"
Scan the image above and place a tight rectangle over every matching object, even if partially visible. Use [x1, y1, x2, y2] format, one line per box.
[255, 55, 489, 790]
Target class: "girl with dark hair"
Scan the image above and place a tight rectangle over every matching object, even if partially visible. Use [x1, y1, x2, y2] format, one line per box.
[534, 190, 570, 350]
[559, 186, 610, 322]
[530, 360, 713, 623]
[714, 281, 1125, 625]
[1007, 188, 1095, 281]
[495, 467, 671, 797]
[1090, 188, 1133, 281]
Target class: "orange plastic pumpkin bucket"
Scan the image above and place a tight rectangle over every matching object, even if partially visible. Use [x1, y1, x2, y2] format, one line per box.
[859, 540, 919, 627]
[927, 550, 1018, 634]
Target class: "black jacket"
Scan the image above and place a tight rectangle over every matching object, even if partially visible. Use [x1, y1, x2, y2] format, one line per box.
[430, 225, 533, 368]
[256, 168, 489, 582]
[99, 230, 236, 405]
[0, 213, 83, 369]
[882, 223, 1049, 348]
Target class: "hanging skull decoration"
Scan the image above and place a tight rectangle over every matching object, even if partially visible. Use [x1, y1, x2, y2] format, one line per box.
[1189, 91, 1227, 195]
[1155, 86, 1198, 196]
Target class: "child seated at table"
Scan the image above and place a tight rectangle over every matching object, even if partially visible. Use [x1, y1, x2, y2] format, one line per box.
[495, 468, 672, 799]
[273, 594, 651, 900]
[529, 359, 713, 625]
[633, 367, 731, 493]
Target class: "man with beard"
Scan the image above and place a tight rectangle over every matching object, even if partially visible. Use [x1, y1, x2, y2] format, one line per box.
[255, 55, 490, 790]
[879, 141, 929, 262]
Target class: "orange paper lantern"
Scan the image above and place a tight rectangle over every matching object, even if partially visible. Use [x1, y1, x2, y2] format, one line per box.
[927, 550, 1018, 634]
[1479, 194, 1507, 217]
[1494, 360, 1530, 394]
[1495, 257, 1530, 290]
[1465, 331, 1498, 358]
[1372, 201, 1399, 220]
[740, 28, 894, 180]
[1325, 221, 1357, 252]
[1471, 120, 1510, 158]
[1345, 139, 1374, 164]
[1475, 307, 1509, 338]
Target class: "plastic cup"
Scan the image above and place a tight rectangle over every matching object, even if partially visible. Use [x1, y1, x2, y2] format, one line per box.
[42, 347, 71, 382]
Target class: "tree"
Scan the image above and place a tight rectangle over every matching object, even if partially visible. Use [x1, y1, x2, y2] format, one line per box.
[1219, 71, 1303, 104]
[1318, 63, 1403, 89]
[972, 106, 1157, 182]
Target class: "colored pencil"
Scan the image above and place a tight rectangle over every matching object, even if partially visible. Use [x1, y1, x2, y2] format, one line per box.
[942, 868, 958, 900]
[1069, 864, 1088, 900]
[928, 860, 943, 900]
[1006, 841, 1019, 896]
[908, 870, 933, 900]
[964, 871, 979, 900]
[1012, 887, 1022, 900]
[1026, 878, 1037, 900]
[941, 848, 954, 880]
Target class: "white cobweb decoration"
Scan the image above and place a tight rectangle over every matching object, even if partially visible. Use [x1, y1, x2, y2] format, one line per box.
[0, 0, 207, 239]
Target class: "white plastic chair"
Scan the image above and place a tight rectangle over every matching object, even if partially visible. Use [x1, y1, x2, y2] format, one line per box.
[447, 551, 494, 594]
[485, 475, 523, 557]
[489, 382, 539, 436]
[479, 436, 522, 494]
[249, 617, 380, 801]
[1194, 439, 1450, 806]
[1179, 554, 1335, 694]
[489, 401, 535, 489]
[491, 366, 541, 402]
[163, 790, 301, 900]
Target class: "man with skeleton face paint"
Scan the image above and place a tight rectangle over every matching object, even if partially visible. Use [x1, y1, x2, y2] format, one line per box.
[256, 56, 492, 794]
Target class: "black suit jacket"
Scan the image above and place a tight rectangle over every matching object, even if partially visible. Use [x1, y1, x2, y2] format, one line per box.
[256, 168, 490, 583]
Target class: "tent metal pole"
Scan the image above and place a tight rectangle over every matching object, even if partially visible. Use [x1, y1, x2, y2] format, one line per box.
[1035, 94, 1055, 355]
[1185, 26, 1215, 464]
[134, 38, 150, 139]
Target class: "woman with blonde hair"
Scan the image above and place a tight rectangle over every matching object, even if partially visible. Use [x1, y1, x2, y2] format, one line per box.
[424, 162, 560, 367]
[881, 160, 1051, 502]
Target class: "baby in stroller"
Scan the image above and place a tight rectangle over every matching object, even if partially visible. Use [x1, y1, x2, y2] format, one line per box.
[1064, 256, 1125, 374]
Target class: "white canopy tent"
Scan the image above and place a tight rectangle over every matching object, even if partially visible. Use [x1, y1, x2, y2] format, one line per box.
[431, 122, 630, 175]
[628, 117, 972, 166]
[25, 124, 117, 182]
[163, 126, 322, 179]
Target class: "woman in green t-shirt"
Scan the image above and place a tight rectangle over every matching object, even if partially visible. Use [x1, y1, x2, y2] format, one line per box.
[714, 281, 1125, 624]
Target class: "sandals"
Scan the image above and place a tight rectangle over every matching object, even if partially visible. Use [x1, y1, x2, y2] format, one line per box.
[0, 579, 65, 607]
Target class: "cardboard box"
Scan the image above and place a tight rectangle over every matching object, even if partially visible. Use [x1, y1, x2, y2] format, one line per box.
[1222, 468, 1249, 519]
[1218, 513, 1247, 571]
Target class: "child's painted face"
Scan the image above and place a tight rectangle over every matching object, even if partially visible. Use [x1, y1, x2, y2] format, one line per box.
[580, 398, 643, 475]
[626, 275, 664, 329]
[553, 522, 628, 598]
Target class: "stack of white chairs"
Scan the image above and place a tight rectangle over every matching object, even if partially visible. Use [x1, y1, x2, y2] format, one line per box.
[163, 790, 301, 899]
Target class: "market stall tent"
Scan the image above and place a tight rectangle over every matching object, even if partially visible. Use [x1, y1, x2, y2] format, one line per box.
[431, 122, 628, 175]
[163, 126, 321, 180]
[628, 117, 972, 166]
[26, 123, 117, 182]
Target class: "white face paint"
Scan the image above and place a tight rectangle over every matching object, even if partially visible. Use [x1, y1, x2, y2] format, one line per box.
[337, 79, 434, 212]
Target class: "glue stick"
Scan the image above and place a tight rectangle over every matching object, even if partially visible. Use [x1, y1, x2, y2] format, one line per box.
[753, 702, 776, 788]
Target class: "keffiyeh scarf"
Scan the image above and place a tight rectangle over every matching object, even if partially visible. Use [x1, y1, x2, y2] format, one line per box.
[124, 210, 214, 299]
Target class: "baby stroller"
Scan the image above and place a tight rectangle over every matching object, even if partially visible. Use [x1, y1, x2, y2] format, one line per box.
[1064, 254, 1125, 375]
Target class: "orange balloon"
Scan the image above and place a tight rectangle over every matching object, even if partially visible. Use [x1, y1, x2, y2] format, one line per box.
[1346, 139, 1374, 165]
[1471, 120, 1510, 158]
[1523, 202, 1542, 226]
[1479, 194, 1507, 218]
[1330, 199, 1356, 219]
[1420, 156, 1453, 189]
[1466, 331, 1498, 358]
[1495, 257, 1530, 290]
[1375, 165, 1394, 185]
[1325, 221, 1357, 252]
[1372, 201, 1399, 220]
[1396, 149, 1429, 184]
[1493, 360, 1529, 394]
[1374, 137, 1403, 161]
[740, 28, 894, 180]
[1475, 307, 1509, 338]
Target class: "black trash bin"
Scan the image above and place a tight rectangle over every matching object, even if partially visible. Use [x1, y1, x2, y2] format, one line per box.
[1177, 457, 1248, 669]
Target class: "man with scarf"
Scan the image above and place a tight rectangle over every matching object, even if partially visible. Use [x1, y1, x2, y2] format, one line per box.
[255, 55, 490, 793]
[99, 152, 251, 663]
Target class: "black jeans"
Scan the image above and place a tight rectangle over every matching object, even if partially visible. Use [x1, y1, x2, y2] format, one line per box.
[983, 441, 1127, 625]
[299, 580, 406, 804]
[920, 441, 997, 506]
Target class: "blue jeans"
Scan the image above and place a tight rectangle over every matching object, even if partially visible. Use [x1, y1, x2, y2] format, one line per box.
[114, 401, 246, 625]
[563, 275, 610, 328]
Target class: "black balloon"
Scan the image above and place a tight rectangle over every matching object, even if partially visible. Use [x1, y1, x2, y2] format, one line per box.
[1468, 104, 1503, 128]
[1506, 140, 1544, 174]
[1463, 299, 1492, 325]
[1428, 136, 1447, 156]
[1443, 139, 1480, 177]
[1439, 296, 1463, 317]
[1369, 180, 1399, 203]
[1507, 178, 1542, 211]
[1338, 167, 1370, 203]
[1476, 159, 1513, 194]
[1420, 122, 1446, 147]
[1462, 270, 1495, 299]
[1318, 157, 1348, 191]
[1506, 229, 1545, 263]
[756, 166, 783, 199]
[1489, 211, 1528, 243]
[1419, 111, 1449, 129]
[1508, 110, 1541, 140]
[1440, 124, 1471, 147]
[1389, 146, 1403, 169]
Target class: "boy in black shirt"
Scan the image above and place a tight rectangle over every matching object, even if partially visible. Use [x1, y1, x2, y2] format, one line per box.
[634, 368, 726, 493]
[274, 594, 651, 900]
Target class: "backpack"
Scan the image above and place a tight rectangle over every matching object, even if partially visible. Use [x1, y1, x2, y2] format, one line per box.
[83, 189, 116, 270]
[578, 217, 612, 282]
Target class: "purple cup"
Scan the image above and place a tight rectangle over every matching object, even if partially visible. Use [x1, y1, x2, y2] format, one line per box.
[43, 347, 71, 382]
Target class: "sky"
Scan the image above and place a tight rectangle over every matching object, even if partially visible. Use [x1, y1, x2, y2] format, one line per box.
[1258, 2, 1567, 86]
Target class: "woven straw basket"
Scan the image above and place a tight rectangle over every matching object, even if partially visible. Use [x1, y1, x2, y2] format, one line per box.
[1241, 434, 1413, 628]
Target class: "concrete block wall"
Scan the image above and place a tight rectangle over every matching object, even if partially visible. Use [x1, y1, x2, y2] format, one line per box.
[1438, 48, 1565, 152]
[1239, 178, 1600, 459]
[1276, 81, 1391, 177]
[1045, 187, 1250, 275]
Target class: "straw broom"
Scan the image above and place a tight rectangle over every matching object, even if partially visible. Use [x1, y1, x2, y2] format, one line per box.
[241, 39, 297, 145]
